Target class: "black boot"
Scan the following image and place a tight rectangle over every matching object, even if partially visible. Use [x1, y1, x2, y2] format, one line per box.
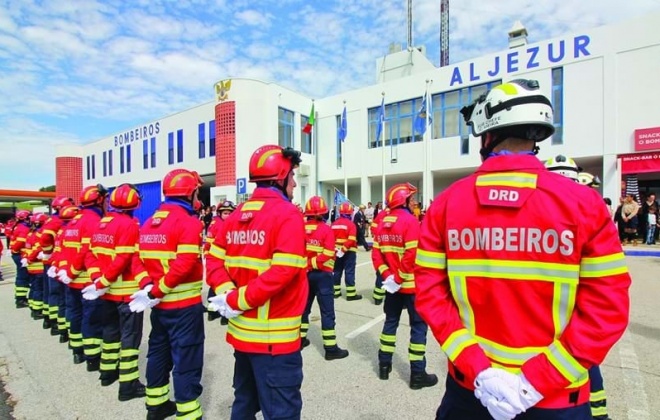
[379, 363, 392, 380]
[300, 338, 310, 349]
[86, 358, 100, 372]
[42, 318, 52, 329]
[374, 299, 383, 306]
[118, 380, 146, 402]
[147, 400, 177, 420]
[59, 331, 69, 343]
[220, 316, 229, 325]
[207, 310, 221, 322]
[50, 326, 60, 336]
[15, 300, 28, 309]
[410, 371, 439, 390]
[73, 353, 85, 364]
[100, 370, 119, 386]
[324, 346, 349, 361]
[346, 294, 363, 301]
[31, 309, 44, 320]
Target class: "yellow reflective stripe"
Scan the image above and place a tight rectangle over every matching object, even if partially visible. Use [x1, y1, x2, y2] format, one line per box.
[398, 270, 413, 280]
[591, 390, 606, 401]
[134, 271, 149, 282]
[215, 282, 236, 295]
[237, 287, 251, 311]
[304, 224, 317, 231]
[92, 247, 116, 257]
[230, 315, 301, 330]
[99, 276, 112, 287]
[177, 244, 200, 254]
[442, 329, 478, 362]
[120, 348, 140, 357]
[153, 211, 169, 218]
[448, 259, 579, 283]
[476, 172, 538, 188]
[43, 229, 57, 236]
[225, 255, 271, 273]
[115, 246, 135, 253]
[322, 249, 334, 257]
[177, 399, 201, 413]
[404, 240, 418, 249]
[306, 245, 323, 253]
[311, 257, 318, 270]
[228, 321, 301, 344]
[580, 252, 628, 277]
[242, 201, 265, 211]
[160, 280, 202, 298]
[380, 245, 404, 254]
[552, 281, 576, 338]
[476, 335, 544, 366]
[450, 275, 475, 331]
[81, 237, 91, 244]
[208, 244, 226, 260]
[383, 216, 397, 223]
[102, 341, 121, 350]
[545, 340, 588, 383]
[377, 264, 388, 275]
[415, 249, 446, 269]
[272, 253, 306, 268]
[347, 235, 356, 242]
[62, 240, 81, 249]
[140, 250, 177, 260]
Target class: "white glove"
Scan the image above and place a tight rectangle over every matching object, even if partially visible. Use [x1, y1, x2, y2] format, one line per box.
[81, 282, 108, 300]
[209, 293, 243, 319]
[47, 266, 57, 278]
[382, 275, 401, 294]
[335, 248, 345, 258]
[57, 269, 72, 284]
[20, 258, 28, 267]
[475, 368, 543, 417]
[39, 252, 51, 261]
[128, 285, 160, 313]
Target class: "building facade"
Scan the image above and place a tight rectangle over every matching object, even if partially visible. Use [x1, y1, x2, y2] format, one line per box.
[56, 12, 660, 222]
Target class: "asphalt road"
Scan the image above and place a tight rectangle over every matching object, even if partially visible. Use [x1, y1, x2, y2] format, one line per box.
[0, 250, 658, 419]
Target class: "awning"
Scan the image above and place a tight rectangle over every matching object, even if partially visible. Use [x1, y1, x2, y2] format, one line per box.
[619, 152, 660, 174]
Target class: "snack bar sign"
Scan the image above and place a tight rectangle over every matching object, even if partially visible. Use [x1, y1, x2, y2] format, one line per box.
[634, 126, 660, 152]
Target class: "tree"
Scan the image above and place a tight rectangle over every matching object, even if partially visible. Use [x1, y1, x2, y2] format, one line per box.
[39, 185, 55, 192]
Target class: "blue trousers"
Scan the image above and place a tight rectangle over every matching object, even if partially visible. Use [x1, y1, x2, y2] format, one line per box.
[436, 375, 592, 420]
[231, 351, 303, 420]
[589, 365, 608, 419]
[65, 287, 84, 355]
[82, 297, 104, 361]
[28, 272, 44, 311]
[100, 300, 144, 387]
[333, 251, 357, 297]
[146, 304, 204, 418]
[41, 271, 50, 316]
[373, 271, 385, 303]
[378, 293, 428, 373]
[11, 254, 29, 303]
[302, 270, 336, 349]
[48, 276, 67, 332]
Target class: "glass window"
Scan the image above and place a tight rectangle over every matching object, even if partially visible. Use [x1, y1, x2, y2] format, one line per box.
[150, 137, 156, 168]
[86, 156, 90, 180]
[177, 129, 183, 163]
[301, 115, 312, 154]
[551, 67, 564, 145]
[108, 150, 113, 176]
[278, 107, 294, 149]
[91, 155, 96, 179]
[209, 120, 216, 157]
[168, 132, 174, 165]
[126, 144, 131, 173]
[198, 123, 205, 159]
[368, 98, 424, 149]
[142, 139, 148, 169]
[103, 151, 107, 177]
[120, 146, 125, 174]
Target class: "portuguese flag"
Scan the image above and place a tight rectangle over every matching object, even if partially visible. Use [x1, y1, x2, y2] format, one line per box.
[302, 103, 315, 133]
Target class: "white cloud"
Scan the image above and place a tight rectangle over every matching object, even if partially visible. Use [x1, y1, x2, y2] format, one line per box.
[235, 9, 272, 27]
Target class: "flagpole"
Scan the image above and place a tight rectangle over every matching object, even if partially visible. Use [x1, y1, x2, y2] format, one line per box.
[380, 92, 386, 204]
[342, 100, 348, 200]
[423, 79, 432, 208]
[313, 100, 319, 196]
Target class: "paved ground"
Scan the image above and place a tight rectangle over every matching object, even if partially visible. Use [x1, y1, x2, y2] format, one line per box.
[0, 249, 658, 420]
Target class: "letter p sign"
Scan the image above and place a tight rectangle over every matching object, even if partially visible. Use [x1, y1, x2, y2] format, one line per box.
[237, 178, 247, 195]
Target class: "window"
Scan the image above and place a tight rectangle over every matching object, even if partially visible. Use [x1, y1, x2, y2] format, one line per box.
[91, 155, 96, 179]
[143, 139, 148, 169]
[301, 115, 312, 153]
[103, 151, 107, 177]
[551, 67, 563, 145]
[150, 137, 156, 168]
[126, 144, 132, 173]
[368, 98, 425, 149]
[278, 107, 294, 149]
[177, 129, 184, 163]
[336, 115, 342, 168]
[209, 120, 216, 157]
[86, 156, 90, 180]
[120, 146, 125, 174]
[198, 123, 205, 158]
[108, 150, 113, 176]
[168, 132, 174, 165]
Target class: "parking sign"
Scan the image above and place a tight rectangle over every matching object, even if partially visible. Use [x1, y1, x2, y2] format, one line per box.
[237, 178, 247, 194]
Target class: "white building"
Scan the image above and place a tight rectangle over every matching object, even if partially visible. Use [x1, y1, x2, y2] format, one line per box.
[56, 12, 660, 222]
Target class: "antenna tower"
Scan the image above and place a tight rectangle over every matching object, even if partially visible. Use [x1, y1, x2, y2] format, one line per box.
[440, 0, 449, 66]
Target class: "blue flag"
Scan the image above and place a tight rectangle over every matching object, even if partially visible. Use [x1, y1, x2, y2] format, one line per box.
[413, 92, 432, 135]
[375, 97, 385, 145]
[338, 106, 347, 142]
[333, 187, 349, 207]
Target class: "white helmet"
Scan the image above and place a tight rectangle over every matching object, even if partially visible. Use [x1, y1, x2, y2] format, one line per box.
[577, 172, 601, 188]
[461, 79, 554, 142]
[545, 155, 581, 181]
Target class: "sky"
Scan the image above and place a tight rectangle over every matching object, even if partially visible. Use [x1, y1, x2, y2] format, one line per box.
[1, 0, 659, 190]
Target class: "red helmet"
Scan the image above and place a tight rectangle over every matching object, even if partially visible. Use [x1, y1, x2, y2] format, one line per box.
[249, 145, 302, 182]
[31, 213, 48, 225]
[110, 183, 142, 210]
[52, 196, 74, 210]
[339, 202, 353, 215]
[80, 184, 109, 206]
[218, 200, 236, 212]
[59, 205, 80, 221]
[15, 210, 31, 221]
[162, 169, 203, 197]
[386, 183, 417, 209]
[304, 196, 329, 216]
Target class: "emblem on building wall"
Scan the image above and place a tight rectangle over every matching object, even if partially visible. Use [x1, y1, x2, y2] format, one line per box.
[215, 79, 232, 102]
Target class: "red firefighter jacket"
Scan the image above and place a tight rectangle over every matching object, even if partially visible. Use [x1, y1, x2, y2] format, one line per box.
[38, 214, 63, 265]
[87, 212, 149, 302]
[414, 155, 631, 409]
[206, 187, 308, 355]
[25, 227, 44, 274]
[138, 202, 203, 310]
[50, 221, 70, 273]
[60, 208, 103, 289]
[304, 219, 335, 272]
[372, 208, 419, 294]
[331, 216, 357, 252]
[10, 222, 30, 255]
[203, 216, 222, 254]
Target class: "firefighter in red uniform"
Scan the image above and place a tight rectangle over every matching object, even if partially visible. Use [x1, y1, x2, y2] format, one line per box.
[414, 79, 630, 420]
[204, 200, 235, 323]
[82, 183, 148, 401]
[331, 202, 362, 300]
[370, 207, 389, 305]
[206, 145, 308, 420]
[300, 195, 349, 360]
[10, 210, 31, 308]
[58, 185, 109, 368]
[372, 183, 438, 389]
[24, 213, 48, 320]
[38, 196, 75, 335]
[0, 224, 4, 282]
[48, 204, 80, 342]
[546, 156, 611, 420]
[130, 169, 205, 420]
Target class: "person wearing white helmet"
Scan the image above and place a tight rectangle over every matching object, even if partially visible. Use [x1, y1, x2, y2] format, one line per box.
[544, 155, 581, 181]
[415, 79, 630, 420]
